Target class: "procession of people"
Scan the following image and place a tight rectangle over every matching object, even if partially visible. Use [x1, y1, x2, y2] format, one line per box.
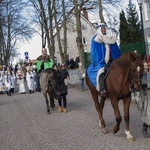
[0, 22, 150, 139]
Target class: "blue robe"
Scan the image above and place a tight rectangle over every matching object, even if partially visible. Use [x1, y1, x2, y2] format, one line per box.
[87, 35, 121, 87]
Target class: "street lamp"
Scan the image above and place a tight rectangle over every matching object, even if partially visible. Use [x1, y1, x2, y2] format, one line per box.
[137, 0, 147, 59]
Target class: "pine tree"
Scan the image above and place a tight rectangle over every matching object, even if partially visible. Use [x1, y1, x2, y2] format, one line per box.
[119, 10, 128, 45]
[119, 0, 142, 53]
[126, 0, 141, 43]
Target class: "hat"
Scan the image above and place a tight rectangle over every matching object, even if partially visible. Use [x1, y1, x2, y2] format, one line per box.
[61, 64, 65, 68]
[79, 63, 82, 66]
[96, 23, 107, 29]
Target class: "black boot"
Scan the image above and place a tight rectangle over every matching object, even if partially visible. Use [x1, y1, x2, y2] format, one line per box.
[11, 88, 14, 93]
[142, 123, 149, 138]
[99, 73, 106, 97]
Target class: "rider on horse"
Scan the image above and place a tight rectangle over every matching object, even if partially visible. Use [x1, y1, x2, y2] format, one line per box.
[87, 23, 121, 97]
[36, 48, 54, 92]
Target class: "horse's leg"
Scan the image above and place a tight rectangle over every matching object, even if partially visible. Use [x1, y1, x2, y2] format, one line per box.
[43, 91, 50, 114]
[123, 98, 134, 142]
[48, 92, 55, 110]
[111, 99, 122, 134]
[99, 96, 108, 133]
[91, 91, 108, 133]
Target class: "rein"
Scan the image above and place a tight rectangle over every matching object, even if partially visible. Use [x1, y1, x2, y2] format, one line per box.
[129, 64, 141, 92]
[133, 90, 148, 116]
[130, 77, 141, 82]
[129, 62, 148, 116]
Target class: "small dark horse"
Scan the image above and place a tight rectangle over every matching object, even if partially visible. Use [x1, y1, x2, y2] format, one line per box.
[39, 68, 57, 114]
[86, 52, 144, 141]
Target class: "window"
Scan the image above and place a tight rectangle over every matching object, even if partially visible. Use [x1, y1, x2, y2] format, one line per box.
[147, 35, 150, 54]
[82, 25, 86, 30]
[82, 37, 87, 45]
[146, 1, 150, 20]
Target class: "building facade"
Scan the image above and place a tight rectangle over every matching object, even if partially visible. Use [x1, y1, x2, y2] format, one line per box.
[143, 0, 150, 55]
[54, 10, 97, 64]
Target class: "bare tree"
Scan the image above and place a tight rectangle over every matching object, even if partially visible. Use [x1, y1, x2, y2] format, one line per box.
[0, 0, 33, 65]
[27, 0, 124, 66]
[70, 0, 97, 67]
[29, 0, 56, 61]
[97, 0, 125, 23]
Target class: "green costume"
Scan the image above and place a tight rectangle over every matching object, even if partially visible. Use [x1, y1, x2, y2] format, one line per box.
[36, 54, 54, 71]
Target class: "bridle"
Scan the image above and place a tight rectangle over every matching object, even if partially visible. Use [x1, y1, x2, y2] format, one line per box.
[129, 62, 148, 116]
[130, 75, 141, 90]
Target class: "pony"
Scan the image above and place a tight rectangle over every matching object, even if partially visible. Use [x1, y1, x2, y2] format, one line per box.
[86, 52, 145, 142]
[39, 68, 58, 114]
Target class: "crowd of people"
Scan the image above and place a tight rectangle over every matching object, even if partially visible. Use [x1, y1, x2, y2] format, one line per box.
[0, 63, 37, 96]
[0, 47, 86, 113]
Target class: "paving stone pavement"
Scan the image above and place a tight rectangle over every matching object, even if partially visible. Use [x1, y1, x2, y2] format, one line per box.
[0, 69, 150, 150]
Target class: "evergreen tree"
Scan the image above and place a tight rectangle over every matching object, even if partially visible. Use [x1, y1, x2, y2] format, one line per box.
[119, 0, 142, 54]
[126, 0, 141, 43]
[119, 10, 128, 45]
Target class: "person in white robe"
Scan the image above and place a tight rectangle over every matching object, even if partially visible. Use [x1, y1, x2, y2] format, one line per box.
[16, 68, 26, 94]
[3, 71, 12, 96]
[0, 71, 5, 94]
[26, 66, 35, 94]
[7, 66, 15, 93]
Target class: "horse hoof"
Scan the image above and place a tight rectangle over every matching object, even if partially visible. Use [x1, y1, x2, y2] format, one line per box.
[128, 137, 134, 142]
[47, 110, 50, 114]
[112, 127, 119, 134]
[101, 127, 108, 134]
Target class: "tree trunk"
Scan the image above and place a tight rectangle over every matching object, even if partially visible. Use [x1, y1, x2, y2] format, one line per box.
[74, 0, 85, 67]
[98, 0, 105, 23]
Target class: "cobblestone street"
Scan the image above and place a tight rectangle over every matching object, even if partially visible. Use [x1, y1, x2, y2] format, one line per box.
[0, 77, 150, 150]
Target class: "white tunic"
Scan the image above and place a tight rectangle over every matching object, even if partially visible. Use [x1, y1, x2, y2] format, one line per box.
[16, 70, 26, 94]
[4, 75, 11, 91]
[26, 71, 35, 91]
[0, 73, 5, 92]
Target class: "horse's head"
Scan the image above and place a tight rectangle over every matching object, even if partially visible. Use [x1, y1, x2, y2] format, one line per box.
[130, 52, 145, 91]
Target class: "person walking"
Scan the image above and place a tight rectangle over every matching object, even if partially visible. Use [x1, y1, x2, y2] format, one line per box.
[60, 64, 70, 86]
[26, 66, 35, 94]
[7, 66, 15, 93]
[16, 67, 26, 94]
[78, 63, 85, 91]
[53, 64, 68, 113]
[0, 71, 5, 94]
[140, 60, 150, 138]
[3, 71, 12, 96]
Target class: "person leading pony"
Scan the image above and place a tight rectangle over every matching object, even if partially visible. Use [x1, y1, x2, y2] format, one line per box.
[87, 23, 121, 97]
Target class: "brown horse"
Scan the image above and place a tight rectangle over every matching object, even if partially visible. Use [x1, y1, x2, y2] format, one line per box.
[86, 52, 144, 141]
[39, 68, 57, 114]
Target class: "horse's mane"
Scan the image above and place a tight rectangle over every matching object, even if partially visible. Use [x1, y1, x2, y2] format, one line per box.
[42, 68, 57, 78]
[114, 52, 130, 66]
[112, 52, 139, 68]
[43, 68, 53, 73]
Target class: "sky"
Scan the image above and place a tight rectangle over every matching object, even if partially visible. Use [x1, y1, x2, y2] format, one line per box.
[17, 34, 42, 61]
